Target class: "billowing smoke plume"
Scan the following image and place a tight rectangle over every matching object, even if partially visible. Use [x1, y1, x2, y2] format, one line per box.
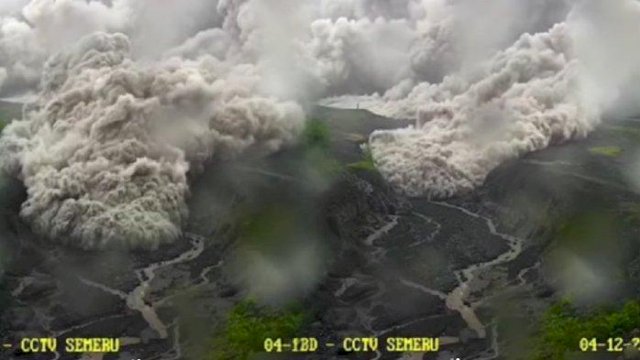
[0, 0, 227, 95]
[375, 0, 640, 198]
[368, 24, 595, 197]
[0, 0, 128, 94]
[1, 0, 639, 247]
[0, 31, 303, 249]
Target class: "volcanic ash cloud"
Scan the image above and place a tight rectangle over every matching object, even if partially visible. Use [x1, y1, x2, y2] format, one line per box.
[369, 24, 599, 198]
[0, 32, 304, 249]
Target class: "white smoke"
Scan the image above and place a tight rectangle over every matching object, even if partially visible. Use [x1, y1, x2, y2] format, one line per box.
[369, 24, 595, 197]
[0, 0, 231, 95]
[361, 0, 640, 198]
[306, 16, 415, 94]
[319, 0, 413, 20]
[568, 0, 640, 118]
[0, 0, 28, 14]
[0, 0, 131, 94]
[1, 0, 639, 247]
[126, 0, 224, 59]
[0, 32, 303, 249]
[430, 0, 568, 77]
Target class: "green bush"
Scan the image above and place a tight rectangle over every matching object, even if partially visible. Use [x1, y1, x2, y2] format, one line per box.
[602, 125, 640, 142]
[302, 119, 331, 150]
[589, 146, 622, 157]
[533, 300, 640, 359]
[0, 115, 6, 133]
[210, 300, 306, 360]
[347, 147, 376, 172]
[235, 205, 298, 252]
[305, 148, 343, 177]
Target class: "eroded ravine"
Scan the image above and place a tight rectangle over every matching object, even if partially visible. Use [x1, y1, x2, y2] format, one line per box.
[431, 201, 522, 338]
[73, 233, 206, 358]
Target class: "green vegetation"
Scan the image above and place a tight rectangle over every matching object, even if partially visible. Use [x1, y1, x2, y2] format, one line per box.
[302, 119, 331, 150]
[532, 300, 640, 359]
[589, 146, 622, 157]
[601, 124, 640, 142]
[235, 204, 299, 252]
[548, 211, 618, 254]
[347, 147, 376, 172]
[620, 202, 640, 225]
[0, 273, 12, 334]
[0, 113, 6, 133]
[306, 148, 343, 178]
[209, 300, 306, 360]
[0, 101, 22, 131]
[299, 119, 343, 177]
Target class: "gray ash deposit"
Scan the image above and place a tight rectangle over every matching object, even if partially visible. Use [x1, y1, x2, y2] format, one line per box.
[1, 105, 640, 359]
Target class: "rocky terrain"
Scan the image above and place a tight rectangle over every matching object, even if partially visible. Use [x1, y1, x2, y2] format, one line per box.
[1, 104, 640, 360]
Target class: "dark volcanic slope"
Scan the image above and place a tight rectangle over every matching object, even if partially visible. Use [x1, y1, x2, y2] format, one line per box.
[0, 101, 22, 123]
[292, 112, 640, 360]
[310, 106, 412, 164]
[0, 108, 639, 360]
